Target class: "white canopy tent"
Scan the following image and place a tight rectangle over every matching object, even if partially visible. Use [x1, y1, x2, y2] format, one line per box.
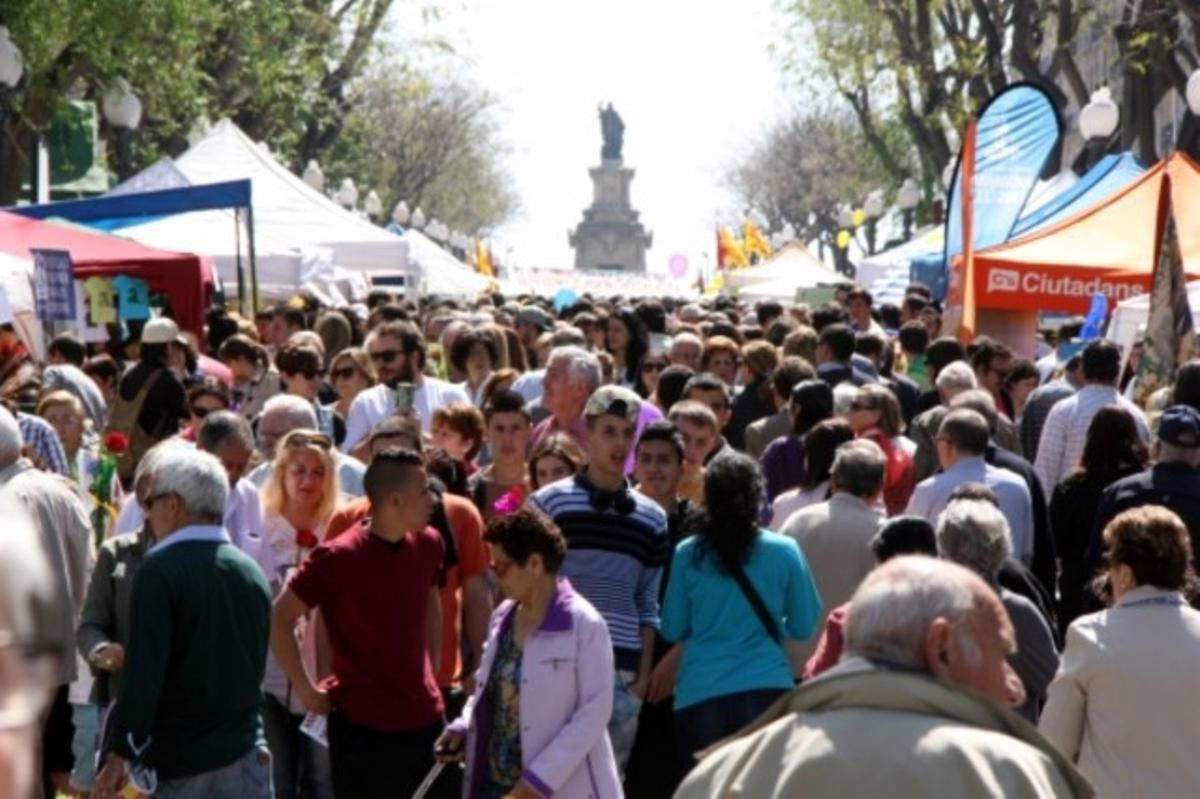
[726, 243, 842, 291]
[1107, 280, 1200, 356]
[0, 252, 44, 360]
[115, 119, 417, 298]
[401, 230, 491, 297]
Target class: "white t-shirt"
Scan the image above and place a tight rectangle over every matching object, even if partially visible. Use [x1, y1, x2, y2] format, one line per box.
[341, 378, 470, 451]
[113, 476, 264, 559]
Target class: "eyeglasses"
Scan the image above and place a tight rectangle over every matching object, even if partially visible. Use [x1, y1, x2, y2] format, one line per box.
[642, 362, 667, 373]
[0, 630, 63, 730]
[282, 431, 333, 450]
[369, 349, 402, 364]
[491, 556, 517, 575]
[849, 400, 878, 412]
[331, 366, 358, 381]
[140, 491, 173, 511]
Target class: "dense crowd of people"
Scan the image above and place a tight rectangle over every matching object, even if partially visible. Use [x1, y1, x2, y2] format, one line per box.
[1, 281, 1198, 798]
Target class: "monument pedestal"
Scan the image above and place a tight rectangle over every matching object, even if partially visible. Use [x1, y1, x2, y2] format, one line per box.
[569, 157, 652, 273]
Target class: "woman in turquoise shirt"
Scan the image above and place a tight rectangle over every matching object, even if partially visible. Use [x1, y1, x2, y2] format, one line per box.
[662, 452, 822, 772]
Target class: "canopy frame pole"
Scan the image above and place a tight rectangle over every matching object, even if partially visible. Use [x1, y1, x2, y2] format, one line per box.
[246, 202, 259, 313]
[234, 207, 246, 316]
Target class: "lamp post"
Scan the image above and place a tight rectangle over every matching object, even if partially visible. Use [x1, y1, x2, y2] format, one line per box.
[1182, 70, 1200, 160]
[0, 28, 23, 197]
[302, 160, 325, 192]
[392, 201, 410, 226]
[411, 207, 426, 229]
[363, 190, 382, 221]
[898, 177, 920, 241]
[1077, 86, 1119, 172]
[336, 177, 358, 210]
[863, 190, 885, 255]
[101, 80, 142, 182]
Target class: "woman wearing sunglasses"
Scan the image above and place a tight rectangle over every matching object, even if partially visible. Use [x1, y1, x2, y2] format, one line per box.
[181, 379, 232, 443]
[257, 430, 341, 799]
[277, 343, 344, 445]
[326, 347, 376, 425]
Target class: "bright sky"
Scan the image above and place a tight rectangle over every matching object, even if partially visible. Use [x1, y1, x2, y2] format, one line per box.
[388, 0, 791, 279]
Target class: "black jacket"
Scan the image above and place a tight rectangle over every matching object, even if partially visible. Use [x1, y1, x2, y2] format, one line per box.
[986, 442, 1055, 596]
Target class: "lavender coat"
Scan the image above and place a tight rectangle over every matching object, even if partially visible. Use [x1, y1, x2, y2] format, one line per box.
[448, 578, 622, 798]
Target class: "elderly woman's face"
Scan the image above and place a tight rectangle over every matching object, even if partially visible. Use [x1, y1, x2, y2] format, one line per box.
[40, 405, 83, 456]
[282, 447, 329, 511]
[706, 352, 739, 386]
[489, 543, 540, 601]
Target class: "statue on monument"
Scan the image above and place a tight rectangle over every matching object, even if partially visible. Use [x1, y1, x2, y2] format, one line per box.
[598, 103, 624, 161]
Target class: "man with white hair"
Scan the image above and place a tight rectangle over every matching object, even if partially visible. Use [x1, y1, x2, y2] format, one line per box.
[668, 332, 703, 372]
[936, 498, 1059, 722]
[910, 360, 977, 480]
[528, 345, 602, 453]
[341, 320, 469, 451]
[0, 406, 92, 795]
[92, 448, 272, 798]
[0, 495, 73, 799]
[251, 394, 365, 496]
[676, 557, 1089, 798]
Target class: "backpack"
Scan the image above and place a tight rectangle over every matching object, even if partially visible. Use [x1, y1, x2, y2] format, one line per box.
[104, 369, 163, 485]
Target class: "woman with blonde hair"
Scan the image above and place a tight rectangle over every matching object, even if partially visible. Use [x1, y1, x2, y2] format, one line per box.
[258, 429, 341, 799]
[37, 390, 96, 489]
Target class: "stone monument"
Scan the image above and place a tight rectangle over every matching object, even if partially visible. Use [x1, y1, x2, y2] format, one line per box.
[569, 104, 652, 273]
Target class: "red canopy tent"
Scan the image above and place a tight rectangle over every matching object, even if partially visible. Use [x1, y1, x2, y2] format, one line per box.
[0, 210, 213, 335]
[968, 152, 1200, 315]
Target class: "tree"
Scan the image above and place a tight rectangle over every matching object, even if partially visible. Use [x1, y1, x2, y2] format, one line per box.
[726, 107, 903, 259]
[323, 66, 518, 232]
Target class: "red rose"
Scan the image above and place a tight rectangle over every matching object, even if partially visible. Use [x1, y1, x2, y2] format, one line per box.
[296, 529, 319, 549]
[103, 432, 130, 454]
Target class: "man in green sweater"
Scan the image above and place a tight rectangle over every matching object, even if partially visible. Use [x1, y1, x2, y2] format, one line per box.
[92, 448, 273, 798]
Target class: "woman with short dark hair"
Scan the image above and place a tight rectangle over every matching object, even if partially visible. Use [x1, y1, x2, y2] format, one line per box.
[1040, 505, 1200, 798]
[662, 452, 821, 772]
[436, 508, 622, 797]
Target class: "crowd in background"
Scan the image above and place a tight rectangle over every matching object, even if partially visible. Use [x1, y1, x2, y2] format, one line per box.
[1, 279, 1199, 798]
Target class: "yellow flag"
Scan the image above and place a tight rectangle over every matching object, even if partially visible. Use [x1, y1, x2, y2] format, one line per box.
[474, 236, 494, 277]
[743, 219, 773, 260]
[719, 225, 749, 269]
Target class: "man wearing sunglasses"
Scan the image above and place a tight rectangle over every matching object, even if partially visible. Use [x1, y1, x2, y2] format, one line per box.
[342, 321, 469, 454]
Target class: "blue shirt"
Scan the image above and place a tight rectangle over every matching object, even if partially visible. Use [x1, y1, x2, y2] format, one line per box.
[661, 530, 821, 709]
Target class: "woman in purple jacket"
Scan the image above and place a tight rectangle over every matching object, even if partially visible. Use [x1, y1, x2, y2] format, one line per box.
[437, 508, 622, 798]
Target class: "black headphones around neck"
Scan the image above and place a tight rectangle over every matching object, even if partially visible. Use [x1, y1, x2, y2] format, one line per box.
[574, 473, 636, 515]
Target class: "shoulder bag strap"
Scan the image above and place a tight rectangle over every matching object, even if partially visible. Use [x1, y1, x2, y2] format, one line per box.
[727, 558, 781, 643]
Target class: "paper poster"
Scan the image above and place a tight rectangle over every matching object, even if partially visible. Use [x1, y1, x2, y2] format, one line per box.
[31, 249, 76, 321]
[83, 275, 118, 324]
[113, 274, 151, 320]
[74, 281, 109, 342]
[300, 712, 328, 747]
[0, 285, 11, 325]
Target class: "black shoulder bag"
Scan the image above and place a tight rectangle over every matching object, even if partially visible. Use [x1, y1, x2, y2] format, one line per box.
[726, 557, 781, 643]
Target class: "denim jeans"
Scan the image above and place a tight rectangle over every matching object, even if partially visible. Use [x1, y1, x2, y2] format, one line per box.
[68, 703, 100, 791]
[262, 693, 334, 799]
[154, 746, 273, 799]
[327, 710, 441, 799]
[609, 669, 643, 773]
[674, 687, 787, 774]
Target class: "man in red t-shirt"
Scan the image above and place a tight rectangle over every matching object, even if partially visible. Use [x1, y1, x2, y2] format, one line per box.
[272, 448, 445, 797]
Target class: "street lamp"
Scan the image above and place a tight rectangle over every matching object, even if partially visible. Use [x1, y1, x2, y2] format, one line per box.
[863, 189, 885, 255]
[363, 190, 382, 220]
[0, 27, 23, 195]
[392, 201, 410, 226]
[336, 177, 358, 210]
[427, 219, 447, 242]
[1078, 86, 1119, 171]
[101, 80, 142, 182]
[302, 160, 324, 192]
[411, 207, 426, 229]
[1187, 69, 1200, 117]
[897, 177, 920, 241]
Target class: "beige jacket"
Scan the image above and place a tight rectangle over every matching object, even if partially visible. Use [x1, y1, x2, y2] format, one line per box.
[780, 493, 880, 663]
[677, 658, 1092, 798]
[745, 409, 790, 460]
[1040, 586, 1200, 799]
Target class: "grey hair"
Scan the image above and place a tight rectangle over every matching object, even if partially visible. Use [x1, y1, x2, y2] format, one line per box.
[133, 440, 189, 493]
[936, 498, 1012, 578]
[151, 449, 230, 521]
[261, 394, 318, 429]
[197, 410, 255, 454]
[949, 389, 998, 434]
[844, 556, 983, 667]
[936, 360, 978, 396]
[833, 382, 858, 417]
[832, 439, 886, 498]
[670, 332, 702, 352]
[548, 346, 602, 393]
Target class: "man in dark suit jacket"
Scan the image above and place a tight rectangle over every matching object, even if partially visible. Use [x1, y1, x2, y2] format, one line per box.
[815, 324, 875, 389]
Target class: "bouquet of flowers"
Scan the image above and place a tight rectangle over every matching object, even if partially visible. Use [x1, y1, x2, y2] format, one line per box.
[90, 432, 128, 547]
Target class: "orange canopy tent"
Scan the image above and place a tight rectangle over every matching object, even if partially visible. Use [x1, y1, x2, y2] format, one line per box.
[968, 152, 1200, 315]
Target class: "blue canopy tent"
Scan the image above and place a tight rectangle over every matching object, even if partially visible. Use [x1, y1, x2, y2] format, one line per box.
[911, 153, 1146, 301]
[8, 180, 258, 310]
